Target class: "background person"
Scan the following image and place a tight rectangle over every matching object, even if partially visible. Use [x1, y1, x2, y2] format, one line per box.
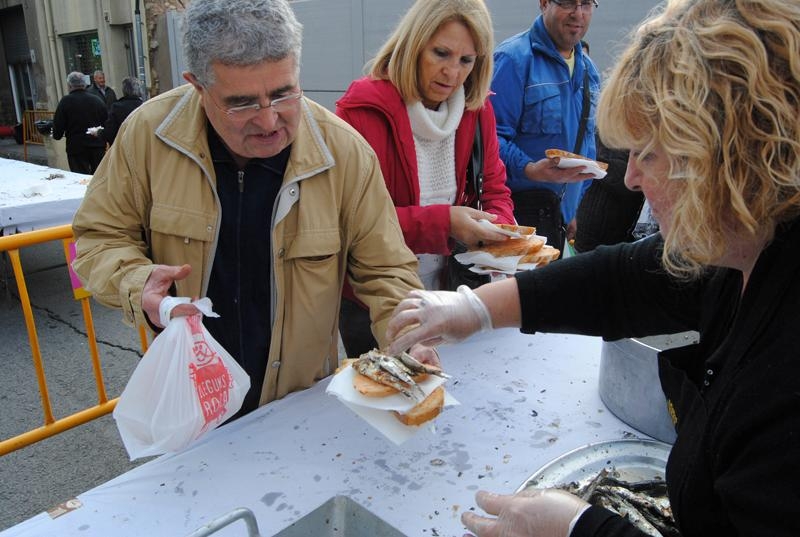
[335, 0, 515, 357]
[490, 0, 601, 249]
[573, 137, 642, 252]
[102, 76, 144, 146]
[52, 71, 108, 174]
[87, 70, 117, 110]
[386, 0, 800, 534]
[72, 0, 427, 418]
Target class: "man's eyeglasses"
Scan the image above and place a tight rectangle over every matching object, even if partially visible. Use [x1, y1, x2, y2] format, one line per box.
[550, 0, 599, 11]
[204, 89, 303, 120]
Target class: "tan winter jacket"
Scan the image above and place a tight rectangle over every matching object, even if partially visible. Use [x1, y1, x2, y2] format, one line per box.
[72, 83, 422, 405]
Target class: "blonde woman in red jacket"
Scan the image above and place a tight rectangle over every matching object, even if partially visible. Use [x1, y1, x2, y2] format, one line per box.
[336, 0, 515, 357]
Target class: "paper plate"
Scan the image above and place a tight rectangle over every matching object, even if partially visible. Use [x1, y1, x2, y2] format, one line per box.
[516, 438, 671, 493]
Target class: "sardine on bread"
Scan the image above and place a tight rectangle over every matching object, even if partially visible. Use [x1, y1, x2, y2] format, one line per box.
[340, 355, 447, 426]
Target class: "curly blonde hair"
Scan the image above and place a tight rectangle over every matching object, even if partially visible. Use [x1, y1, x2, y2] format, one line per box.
[367, 0, 494, 111]
[597, 0, 800, 278]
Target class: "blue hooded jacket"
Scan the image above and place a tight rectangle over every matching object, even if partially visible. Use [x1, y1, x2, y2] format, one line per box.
[491, 15, 601, 223]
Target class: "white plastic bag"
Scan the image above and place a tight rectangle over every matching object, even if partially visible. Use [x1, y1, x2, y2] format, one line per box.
[113, 297, 250, 460]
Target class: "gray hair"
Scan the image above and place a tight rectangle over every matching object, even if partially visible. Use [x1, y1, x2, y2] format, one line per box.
[121, 76, 142, 98]
[67, 71, 87, 89]
[183, 0, 303, 86]
[92, 70, 105, 78]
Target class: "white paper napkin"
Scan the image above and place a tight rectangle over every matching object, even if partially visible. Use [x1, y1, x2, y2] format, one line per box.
[469, 263, 539, 275]
[556, 157, 607, 179]
[453, 234, 549, 275]
[326, 362, 459, 445]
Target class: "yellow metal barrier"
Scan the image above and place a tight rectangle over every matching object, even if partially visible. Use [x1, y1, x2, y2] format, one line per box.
[22, 109, 54, 163]
[0, 224, 149, 456]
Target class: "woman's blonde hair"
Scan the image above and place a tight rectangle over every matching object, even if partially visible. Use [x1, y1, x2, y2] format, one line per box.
[598, 0, 800, 278]
[367, 0, 494, 111]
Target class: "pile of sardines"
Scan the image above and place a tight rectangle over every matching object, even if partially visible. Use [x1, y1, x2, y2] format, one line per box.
[559, 469, 680, 536]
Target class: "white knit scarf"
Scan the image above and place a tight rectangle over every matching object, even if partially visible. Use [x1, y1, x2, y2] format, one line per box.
[405, 86, 465, 289]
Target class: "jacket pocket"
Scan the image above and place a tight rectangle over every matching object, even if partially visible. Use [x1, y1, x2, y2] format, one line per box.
[282, 230, 342, 336]
[150, 204, 215, 242]
[522, 83, 562, 135]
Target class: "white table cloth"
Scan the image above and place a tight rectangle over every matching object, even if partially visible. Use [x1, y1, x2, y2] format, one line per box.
[0, 158, 89, 235]
[1, 330, 650, 537]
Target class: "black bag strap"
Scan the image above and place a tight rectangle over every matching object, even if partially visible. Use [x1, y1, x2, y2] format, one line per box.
[556, 65, 591, 201]
[466, 116, 484, 210]
[573, 66, 591, 155]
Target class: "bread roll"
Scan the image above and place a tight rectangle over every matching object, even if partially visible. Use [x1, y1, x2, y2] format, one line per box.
[393, 386, 445, 426]
[520, 244, 561, 265]
[471, 236, 545, 258]
[496, 223, 536, 236]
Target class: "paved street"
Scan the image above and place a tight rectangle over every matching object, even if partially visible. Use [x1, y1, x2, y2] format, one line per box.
[0, 241, 146, 530]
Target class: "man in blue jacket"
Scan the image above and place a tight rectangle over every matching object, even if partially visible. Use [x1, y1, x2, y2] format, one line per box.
[490, 0, 601, 249]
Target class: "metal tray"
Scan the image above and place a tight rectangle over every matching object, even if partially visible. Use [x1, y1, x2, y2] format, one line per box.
[516, 439, 672, 493]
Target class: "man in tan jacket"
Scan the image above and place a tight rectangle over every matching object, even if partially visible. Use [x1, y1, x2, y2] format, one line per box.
[72, 0, 425, 416]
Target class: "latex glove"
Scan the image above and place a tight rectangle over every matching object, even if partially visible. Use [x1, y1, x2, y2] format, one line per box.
[386, 285, 492, 355]
[462, 489, 590, 537]
[407, 343, 442, 368]
[142, 264, 199, 328]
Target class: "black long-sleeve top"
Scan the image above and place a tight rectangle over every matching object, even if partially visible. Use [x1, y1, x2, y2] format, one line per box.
[516, 219, 800, 536]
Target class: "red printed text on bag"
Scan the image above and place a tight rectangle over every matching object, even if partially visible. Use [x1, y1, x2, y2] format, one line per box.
[187, 315, 233, 427]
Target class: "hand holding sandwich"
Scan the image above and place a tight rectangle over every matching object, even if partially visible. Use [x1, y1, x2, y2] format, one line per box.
[523, 149, 608, 184]
[450, 207, 509, 248]
[523, 157, 595, 184]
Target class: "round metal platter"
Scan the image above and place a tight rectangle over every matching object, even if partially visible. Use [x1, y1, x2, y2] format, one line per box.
[516, 438, 672, 493]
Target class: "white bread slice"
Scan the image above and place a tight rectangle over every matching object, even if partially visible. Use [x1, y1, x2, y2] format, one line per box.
[392, 386, 445, 426]
[496, 223, 537, 236]
[545, 148, 609, 170]
[471, 236, 545, 258]
[521, 244, 561, 265]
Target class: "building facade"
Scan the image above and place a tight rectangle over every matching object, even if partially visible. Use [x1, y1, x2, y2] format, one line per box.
[0, 0, 659, 163]
[0, 0, 182, 128]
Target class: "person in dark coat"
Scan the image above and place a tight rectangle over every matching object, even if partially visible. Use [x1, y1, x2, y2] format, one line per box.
[385, 1, 800, 535]
[103, 77, 144, 146]
[87, 70, 117, 110]
[52, 71, 108, 174]
[573, 136, 644, 252]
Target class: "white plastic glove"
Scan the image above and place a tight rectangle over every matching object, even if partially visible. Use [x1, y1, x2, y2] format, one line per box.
[462, 489, 590, 537]
[386, 285, 493, 355]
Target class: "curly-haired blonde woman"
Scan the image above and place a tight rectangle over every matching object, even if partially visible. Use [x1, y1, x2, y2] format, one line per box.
[385, 0, 800, 534]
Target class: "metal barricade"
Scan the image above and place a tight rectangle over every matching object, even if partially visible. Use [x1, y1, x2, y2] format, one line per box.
[22, 109, 54, 162]
[0, 224, 149, 456]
